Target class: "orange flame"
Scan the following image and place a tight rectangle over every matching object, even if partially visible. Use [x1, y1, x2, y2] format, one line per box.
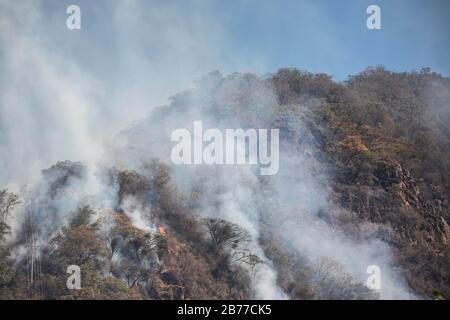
[158, 224, 166, 237]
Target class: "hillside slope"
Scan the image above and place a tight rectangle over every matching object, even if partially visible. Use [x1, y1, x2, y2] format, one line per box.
[0, 67, 449, 300]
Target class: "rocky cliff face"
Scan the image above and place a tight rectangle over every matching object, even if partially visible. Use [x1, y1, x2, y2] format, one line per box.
[305, 67, 450, 299]
[333, 160, 449, 298]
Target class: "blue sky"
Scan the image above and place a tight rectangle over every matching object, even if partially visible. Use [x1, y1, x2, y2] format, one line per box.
[210, 0, 450, 79]
[29, 0, 450, 80]
[39, 0, 450, 81]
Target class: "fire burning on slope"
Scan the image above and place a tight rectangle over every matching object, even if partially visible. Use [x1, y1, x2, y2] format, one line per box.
[159, 224, 166, 237]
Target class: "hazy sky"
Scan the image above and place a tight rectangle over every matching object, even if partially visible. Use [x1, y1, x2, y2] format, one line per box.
[37, 0, 450, 81]
[1, 0, 449, 186]
[211, 0, 450, 79]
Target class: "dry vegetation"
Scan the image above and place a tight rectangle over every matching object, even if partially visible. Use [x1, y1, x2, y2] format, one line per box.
[1, 66, 449, 299]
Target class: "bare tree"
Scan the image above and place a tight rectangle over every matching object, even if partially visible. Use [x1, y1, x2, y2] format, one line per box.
[233, 253, 263, 271]
[312, 257, 379, 300]
[0, 190, 20, 224]
[203, 218, 251, 250]
[0, 190, 20, 240]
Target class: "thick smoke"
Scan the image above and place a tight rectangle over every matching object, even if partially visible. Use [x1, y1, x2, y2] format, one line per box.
[0, 0, 258, 189]
[106, 72, 415, 299]
[1, 0, 419, 299]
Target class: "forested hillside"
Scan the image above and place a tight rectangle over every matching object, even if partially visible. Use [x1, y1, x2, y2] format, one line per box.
[1, 66, 448, 300]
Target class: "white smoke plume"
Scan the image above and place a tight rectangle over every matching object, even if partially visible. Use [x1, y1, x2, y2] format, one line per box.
[0, 0, 420, 299]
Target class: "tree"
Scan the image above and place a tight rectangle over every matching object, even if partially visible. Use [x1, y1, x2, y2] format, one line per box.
[312, 257, 379, 300]
[203, 218, 251, 251]
[41, 161, 86, 197]
[115, 169, 151, 205]
[0, 190, 20, 241]
[69, 205, 95, 228]
[108, 213, 160, 289]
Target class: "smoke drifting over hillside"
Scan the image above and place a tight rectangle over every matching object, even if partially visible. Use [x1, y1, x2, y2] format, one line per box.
[0, 0, 258, 188]
[1, 1, 449, 301]
[104, 72, 415, 299]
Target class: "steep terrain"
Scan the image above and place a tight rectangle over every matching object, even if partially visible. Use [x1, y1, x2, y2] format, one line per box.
[0, 67, 449, 300]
